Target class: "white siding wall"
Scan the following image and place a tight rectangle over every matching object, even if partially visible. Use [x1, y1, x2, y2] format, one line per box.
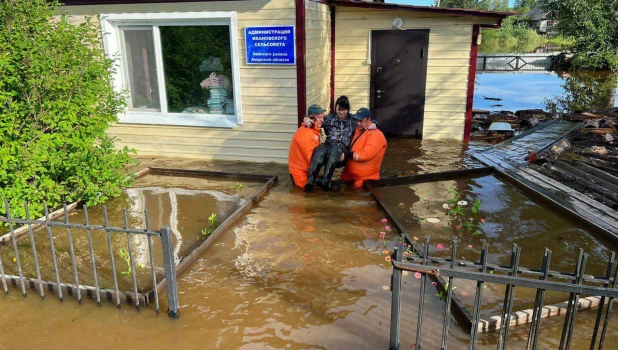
[62, 0, 297, 163]
[305, 1, 331, 111]
[334, 8, 497, 140]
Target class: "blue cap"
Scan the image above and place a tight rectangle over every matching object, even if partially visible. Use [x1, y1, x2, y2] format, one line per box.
[307, 104, 326, 115]
[353, 107, 371, 121]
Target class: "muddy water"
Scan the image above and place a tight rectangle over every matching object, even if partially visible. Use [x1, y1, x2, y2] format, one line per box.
[0, 175, 262, 292]
[0, 140, 616, 349]
[372, 174, 616, 318]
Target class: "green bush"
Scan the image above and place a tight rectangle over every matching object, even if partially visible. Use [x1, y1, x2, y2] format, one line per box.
[0, 0, 136, 219]
[479, 16, 563, 53]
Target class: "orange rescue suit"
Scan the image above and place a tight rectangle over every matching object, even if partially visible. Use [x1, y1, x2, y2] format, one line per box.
[341, 128, 387, 188]
[288, 124, 322, 188]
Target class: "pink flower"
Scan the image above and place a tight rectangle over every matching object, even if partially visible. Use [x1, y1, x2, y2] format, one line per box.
[469, 218, 474, 221]
[431, 282, 437, 287]
[480, 219, 486, 223]
[399, 202, 405, 206]
[379, 231, 386, 238]
[456, 225, 461, 230]
[427, 198, 432, 201]
[414, 272, 422, 279]
[385, 226, 391, 230]
[385, 256, 392, 262]
[381, 218, 388, 223]
[437, 244, 444, 249]
[468, 245, 473, 248]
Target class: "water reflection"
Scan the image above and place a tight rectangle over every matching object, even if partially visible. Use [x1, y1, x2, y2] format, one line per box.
[474, 71, 618, 112]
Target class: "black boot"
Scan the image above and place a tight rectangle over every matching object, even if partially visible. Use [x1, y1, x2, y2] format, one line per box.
[305, 145, 328, 193]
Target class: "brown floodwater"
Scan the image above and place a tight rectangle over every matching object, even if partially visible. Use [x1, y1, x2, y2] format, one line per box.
[0, 139, 616, 349]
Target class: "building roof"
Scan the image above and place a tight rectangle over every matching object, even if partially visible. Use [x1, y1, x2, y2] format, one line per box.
[520, 8, 550, 22]
[61, 0, 244, 5]
[61, 0, 515, 20]
[327, 0, 515, 19]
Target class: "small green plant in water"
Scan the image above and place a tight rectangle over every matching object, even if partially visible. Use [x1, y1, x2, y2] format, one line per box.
[120, 249, 131, 275]
[445, 187, 485, 236]
[437, 282, 457, 302]
[201, 213, 218, 237]
[229, 183, 245, 190]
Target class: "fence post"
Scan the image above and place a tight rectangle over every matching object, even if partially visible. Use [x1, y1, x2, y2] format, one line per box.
[160, 226, 180, 318]
[389, 243, 404, 350]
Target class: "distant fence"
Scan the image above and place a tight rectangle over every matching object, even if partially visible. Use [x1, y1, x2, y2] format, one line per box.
[0, 200, 180, 317]
[477, 53, 559, 72]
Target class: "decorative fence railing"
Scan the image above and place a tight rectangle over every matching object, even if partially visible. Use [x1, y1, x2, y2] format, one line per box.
[477, 53, 559, 72]
[0, 200, 180, 317]
[389, 237, 618, 350]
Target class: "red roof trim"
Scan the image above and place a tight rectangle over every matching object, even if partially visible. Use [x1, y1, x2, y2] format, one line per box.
[327, 0, 515, 19]
[464, 25, 480, 142]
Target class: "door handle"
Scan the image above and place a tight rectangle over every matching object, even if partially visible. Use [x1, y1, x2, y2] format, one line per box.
[377, 90, 386, 94]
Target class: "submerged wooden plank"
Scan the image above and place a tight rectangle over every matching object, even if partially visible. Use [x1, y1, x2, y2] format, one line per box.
[370, 167, 494, 188]
[1, 274, 147, 305]
[148, 167, 274, 182]
[478, 296, 607, 332]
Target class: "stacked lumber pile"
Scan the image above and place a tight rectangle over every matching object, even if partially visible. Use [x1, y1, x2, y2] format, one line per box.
[529, 109, 618, 209]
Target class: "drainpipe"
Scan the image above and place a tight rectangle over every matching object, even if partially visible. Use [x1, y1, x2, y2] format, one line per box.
[296, 0, 307, 126]
[464, 25, 480, 142]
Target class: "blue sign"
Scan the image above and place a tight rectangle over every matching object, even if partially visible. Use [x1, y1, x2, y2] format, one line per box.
[245, 26, 295, 65]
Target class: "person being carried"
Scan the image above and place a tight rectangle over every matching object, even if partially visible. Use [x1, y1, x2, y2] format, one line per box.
[288, 104, 325, 188]
[341, 107, 387, 189]
[303, 96, 376, 192]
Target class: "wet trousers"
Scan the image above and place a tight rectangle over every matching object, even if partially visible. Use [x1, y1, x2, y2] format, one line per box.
[307, 144, 346, 188]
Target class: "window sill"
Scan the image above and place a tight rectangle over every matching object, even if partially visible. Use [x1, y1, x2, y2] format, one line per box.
[117, 113, 239, 128]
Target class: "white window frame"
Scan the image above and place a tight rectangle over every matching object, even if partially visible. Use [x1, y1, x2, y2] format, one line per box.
[100, 11, 243, 128]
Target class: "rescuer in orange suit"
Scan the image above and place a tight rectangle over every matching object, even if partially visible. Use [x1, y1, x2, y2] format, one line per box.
[288, 104, 326, 188]
[341, 108, 387, 188]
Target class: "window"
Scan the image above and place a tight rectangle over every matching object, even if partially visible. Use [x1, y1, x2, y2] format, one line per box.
[101, 12, 242, 127]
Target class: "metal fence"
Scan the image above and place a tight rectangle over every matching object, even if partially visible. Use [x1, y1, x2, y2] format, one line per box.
[0, 200, 180, 317]
[477, 53, 559, 72]
[389, 237, 618, 350]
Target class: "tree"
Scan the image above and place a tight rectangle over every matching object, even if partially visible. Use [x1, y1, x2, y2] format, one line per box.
[435, 0, 510, 11]
[549, 0, 618, 70]
[513, 0, 537, 13]
[0, 0, 136, 218]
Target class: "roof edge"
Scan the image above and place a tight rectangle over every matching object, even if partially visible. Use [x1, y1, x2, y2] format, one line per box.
[326, 0, 516, 20]
[60, 0, 244, 5]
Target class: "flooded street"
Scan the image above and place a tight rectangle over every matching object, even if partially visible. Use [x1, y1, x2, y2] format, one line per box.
[1, 141, 617, 349]
[474, 72, 618, 112]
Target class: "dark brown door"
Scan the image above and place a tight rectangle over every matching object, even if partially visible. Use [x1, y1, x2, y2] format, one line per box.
[370, 30, 429, 137]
